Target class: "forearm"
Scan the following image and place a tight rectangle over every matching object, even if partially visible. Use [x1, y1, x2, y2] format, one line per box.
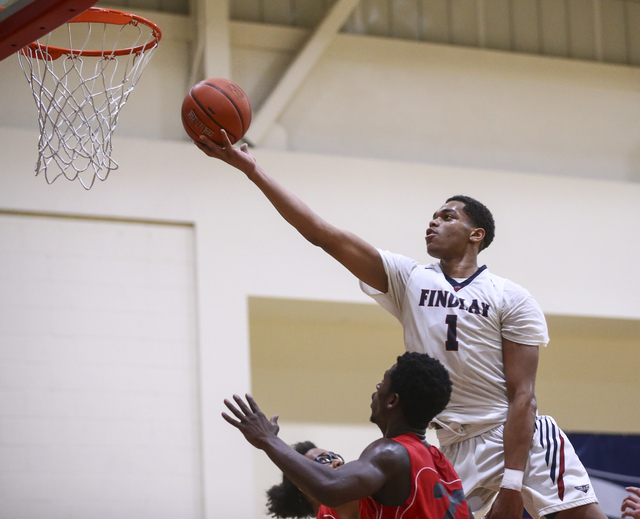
[501, 341, 539, 474]
[222, 394, 355, 506]
[198, 132, 387, 290]
[486, 394, 535, 519]
[488, 341, 538, 519]
[196, 132, 330, 248]
[198, 133, 387, 289]
[243, 162, 388, 291]
[260, 436, 355, 507]
[503, 391, 536, 472]
[244, 163, 338, 250]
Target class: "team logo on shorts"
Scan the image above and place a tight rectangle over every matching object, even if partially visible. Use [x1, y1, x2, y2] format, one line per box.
[575, 485, 590, 493]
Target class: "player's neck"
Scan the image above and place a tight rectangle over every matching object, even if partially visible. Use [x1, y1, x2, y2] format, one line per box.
[439, 258, 479, 279]
[383, 421, 426, 440]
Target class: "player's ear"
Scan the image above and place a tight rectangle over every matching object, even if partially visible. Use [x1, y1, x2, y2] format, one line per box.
[469, 227, 485, 245]
[387, 393, 400, 410]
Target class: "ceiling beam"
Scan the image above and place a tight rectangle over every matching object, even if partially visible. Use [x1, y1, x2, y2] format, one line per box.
[244, 0, 360, 146]
[191, 0, 230, 86]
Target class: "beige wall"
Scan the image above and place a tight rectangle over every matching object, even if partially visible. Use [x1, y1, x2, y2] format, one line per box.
[539, 315, 640, 432]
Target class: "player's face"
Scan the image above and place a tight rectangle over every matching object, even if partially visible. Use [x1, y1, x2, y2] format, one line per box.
[304, 448, 345, 469]
[370, 367, 393, 425]
[425, 201, 477, 260]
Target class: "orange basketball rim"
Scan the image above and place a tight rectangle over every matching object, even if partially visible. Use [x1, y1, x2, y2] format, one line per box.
[21, 7, 162, 60]
[9, 4, 163, 189]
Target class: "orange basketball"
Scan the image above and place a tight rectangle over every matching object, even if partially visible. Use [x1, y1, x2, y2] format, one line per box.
[181, 78, 252, 145]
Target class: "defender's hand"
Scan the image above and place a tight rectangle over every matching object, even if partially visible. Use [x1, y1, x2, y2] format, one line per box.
[222, 393, 280, 449]
[486, 488, 524, 519]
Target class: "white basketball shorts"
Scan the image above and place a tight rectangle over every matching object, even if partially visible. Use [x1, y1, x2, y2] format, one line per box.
[441, 415, 599, 519]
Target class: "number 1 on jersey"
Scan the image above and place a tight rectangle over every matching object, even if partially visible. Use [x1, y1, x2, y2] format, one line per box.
[445, 315, 458, 351]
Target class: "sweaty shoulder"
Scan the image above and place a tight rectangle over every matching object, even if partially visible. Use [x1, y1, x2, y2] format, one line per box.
[362, 437, 411, 467]
[361, 438, 412, 506]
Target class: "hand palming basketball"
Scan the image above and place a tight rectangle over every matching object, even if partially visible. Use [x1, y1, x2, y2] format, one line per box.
[181, 78, 252, 144]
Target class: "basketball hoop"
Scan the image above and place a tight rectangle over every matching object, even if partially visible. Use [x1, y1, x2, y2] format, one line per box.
[15, 7, 162, 189]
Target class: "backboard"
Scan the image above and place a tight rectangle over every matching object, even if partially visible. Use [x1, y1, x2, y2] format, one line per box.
[0, 0, 98, 61]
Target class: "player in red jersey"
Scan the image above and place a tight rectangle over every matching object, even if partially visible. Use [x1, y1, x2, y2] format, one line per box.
[359, 432, 466, 519]
[223, 352, 470, 519]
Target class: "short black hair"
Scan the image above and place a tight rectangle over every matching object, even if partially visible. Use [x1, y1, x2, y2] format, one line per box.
[389, 352, 452, 429]
[446, 195, 495, 251]
[265, 441, 316, 518]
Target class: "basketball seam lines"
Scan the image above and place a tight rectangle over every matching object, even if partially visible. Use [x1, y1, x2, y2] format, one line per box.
[203, 82, 248, 134]
[188, 90, 239, 142]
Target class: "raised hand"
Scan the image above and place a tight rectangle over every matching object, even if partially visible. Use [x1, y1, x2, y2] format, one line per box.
[194, 130, 258, 175]
[222, 393, 280, 449]
[623, 487, 640, 519]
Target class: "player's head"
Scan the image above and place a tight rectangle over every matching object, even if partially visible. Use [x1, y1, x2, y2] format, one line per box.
[265, 441, 345, 517]
[389, 352, 452, 429]
[266, 441, 316, 518]
[445, 195, 495, 251]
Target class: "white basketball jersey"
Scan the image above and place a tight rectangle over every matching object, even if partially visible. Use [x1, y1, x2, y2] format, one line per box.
[360, 250, 549, 430]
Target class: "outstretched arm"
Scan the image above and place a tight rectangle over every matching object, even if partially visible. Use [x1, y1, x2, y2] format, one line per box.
[487, 340, 539, 519]
[195, 132, 388, 292]
[222, 393, 406, 507]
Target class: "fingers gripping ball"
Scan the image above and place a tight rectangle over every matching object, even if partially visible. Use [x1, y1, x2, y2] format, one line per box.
[181, 78, 252, 145]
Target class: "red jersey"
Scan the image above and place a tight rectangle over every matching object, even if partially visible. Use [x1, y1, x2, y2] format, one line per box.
[359, 433, 469, 519]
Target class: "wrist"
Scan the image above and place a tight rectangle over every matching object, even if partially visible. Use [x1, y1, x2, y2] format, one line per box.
[500, 469, 524, 492]
[243, 161, 262, 179]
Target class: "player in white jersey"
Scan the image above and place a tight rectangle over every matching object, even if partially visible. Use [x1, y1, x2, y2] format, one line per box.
[360, 253, 549, 433]
[194, 131, 607, 519]
[358, 250, 600, 518]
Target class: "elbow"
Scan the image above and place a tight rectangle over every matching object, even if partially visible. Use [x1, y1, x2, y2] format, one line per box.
[527, 392, 537, 412]
[508, 389, 537, 415]
[311, 234, 338, 253]
[305, 232, 324, 248]
[519, 393, 537, 419]
[306, 224, 343, 252]
[518, 389, 536, 406]
[527, 396, 537, 419]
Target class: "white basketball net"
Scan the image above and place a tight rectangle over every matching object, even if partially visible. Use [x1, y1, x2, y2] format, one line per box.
[17, 10, 160, 189]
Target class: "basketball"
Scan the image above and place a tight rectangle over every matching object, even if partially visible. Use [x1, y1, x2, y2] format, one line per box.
[181, 78, 252, 145]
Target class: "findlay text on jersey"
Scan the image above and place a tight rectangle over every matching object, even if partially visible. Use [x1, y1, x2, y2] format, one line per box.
[418, 289, 491, 318]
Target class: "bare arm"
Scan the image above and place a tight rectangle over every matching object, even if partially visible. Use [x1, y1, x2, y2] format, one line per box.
[222, 394, 408, 507]
[487, 339, 538, 519]
[503, 339, 538, 471]
[195, 132, 388, 292]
